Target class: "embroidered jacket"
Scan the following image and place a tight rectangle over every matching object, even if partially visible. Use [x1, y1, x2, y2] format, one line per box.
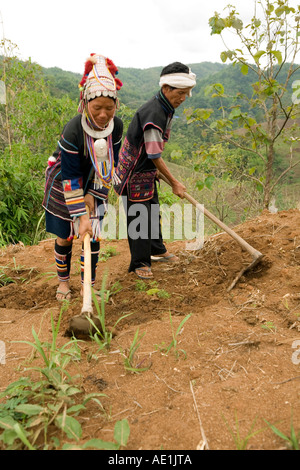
[113, 91, 174, 201]
[43, 114, 123, 221]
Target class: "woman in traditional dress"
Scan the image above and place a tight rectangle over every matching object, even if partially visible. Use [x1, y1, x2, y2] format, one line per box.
[43, 54, 123, 300]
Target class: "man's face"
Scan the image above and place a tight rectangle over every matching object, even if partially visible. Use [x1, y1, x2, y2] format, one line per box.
[162, 85, 192, 109]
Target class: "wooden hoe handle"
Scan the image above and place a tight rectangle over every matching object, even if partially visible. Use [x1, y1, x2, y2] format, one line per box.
[159, 174, 263, 261]
[81, 207, 93, 315]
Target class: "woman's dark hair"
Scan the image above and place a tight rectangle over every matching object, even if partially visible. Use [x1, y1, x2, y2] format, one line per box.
[160, 62, 189, 76]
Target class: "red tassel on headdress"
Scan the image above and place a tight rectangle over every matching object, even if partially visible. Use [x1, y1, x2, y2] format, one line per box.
[115, 78, 123, 90]
[106, 58, 118, 77]
[106, 58, 123, 90]
[79, 53, 96, 89]
[78, 53, 123, 104]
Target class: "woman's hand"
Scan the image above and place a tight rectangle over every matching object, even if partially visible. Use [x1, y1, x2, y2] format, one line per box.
[79, 194, 95, 239]
[79, 214, 93, 240]
[84, 194, 95, 215]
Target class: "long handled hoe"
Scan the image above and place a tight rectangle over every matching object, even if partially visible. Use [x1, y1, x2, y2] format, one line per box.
[159, 174, 264, 291]
[67, 207, 102, 336]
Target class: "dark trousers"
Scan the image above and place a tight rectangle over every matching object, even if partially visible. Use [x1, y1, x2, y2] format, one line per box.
[124, 184, 167, 272]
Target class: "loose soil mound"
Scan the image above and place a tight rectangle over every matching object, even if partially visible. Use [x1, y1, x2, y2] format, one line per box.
[0, 209, 300, 450]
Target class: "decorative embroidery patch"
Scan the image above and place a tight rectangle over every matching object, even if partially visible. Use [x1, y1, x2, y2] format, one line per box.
[128, 170, 157, 202]
[114, 137, 140, 195]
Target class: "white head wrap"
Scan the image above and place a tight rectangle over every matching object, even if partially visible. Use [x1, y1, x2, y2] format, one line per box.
[159, 69, 197, 97]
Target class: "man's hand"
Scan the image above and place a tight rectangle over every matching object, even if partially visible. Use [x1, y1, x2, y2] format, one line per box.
[153, 157, 186, 199]
[171, 180, 186, 199]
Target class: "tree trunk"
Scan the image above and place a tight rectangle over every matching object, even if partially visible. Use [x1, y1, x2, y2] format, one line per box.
[263, 102, 278, 209]
[264, 142, 275, 209]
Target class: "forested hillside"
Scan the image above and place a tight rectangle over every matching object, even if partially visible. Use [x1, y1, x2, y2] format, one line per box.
[43, 61, 299, 117]
[42, 60, 300, 181]
[42, 62, 300, 182]
[0, 40, 300, 245]
[42, 62, 226, 108]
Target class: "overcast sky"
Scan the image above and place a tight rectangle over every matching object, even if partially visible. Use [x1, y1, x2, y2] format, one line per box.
[1, 0, 299, 74]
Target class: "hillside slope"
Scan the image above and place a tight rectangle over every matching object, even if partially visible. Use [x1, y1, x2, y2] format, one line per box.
[0, 209, 300, 450]
[42, 61, 226, 108]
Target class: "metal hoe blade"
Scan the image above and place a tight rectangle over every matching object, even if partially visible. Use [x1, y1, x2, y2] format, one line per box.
[227, 252, 264, 292]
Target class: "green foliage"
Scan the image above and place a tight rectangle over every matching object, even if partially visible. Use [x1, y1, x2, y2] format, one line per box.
[0, 307, 108, 450]
[0, 305, 130, 450]
[42, 66, 81, 101]
[0, 369, 129, 450]
[0, 147, 45, 245]
[135, 279, 170, 298]
[1, 52, 78, 155]
[16, 304, 82, 378]
[98, 246, 118, 262]
[191, 1, 300, 208]
[146, 287, 170, 299]
[0, 266, 15, 286]
[135, 279, 151, 292]
[80, 419, 130, 450]
[0, 44, 78, 246]
[157, 184, 178, 206]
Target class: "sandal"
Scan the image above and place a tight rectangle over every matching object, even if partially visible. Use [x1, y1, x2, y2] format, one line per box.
[134, 267, 154, 279]
[56, 288, 72, 302]
[151, 253, 179, 263]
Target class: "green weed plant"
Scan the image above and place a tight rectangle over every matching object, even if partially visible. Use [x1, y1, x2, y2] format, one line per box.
[265, 415, 300, 450]
[222, 412, 266, 450]
[88, 272, 133, 351]
[120, 328, 151, 374]
[156, 311, 192, 359]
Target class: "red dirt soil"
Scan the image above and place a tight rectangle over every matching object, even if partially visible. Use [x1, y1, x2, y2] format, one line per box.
[0, 208, 300, 450]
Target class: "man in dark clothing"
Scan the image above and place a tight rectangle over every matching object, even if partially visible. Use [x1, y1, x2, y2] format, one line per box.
[113, 62, 196, 279]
